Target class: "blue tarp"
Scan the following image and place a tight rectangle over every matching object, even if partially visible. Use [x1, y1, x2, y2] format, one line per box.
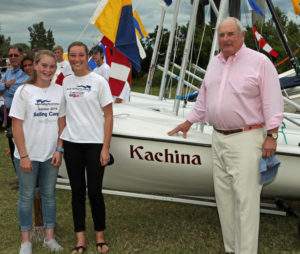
[279, 75, 300, 89]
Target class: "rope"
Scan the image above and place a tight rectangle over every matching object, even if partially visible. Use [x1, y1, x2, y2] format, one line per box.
[184, 6, 209, 99]
[76, 22, 90, 41]
[279, 121, 287, 144]
[187, 23, 206, 90]
[184, 25, 196, 98]
[76, 1, 100, 41]
[149, 22, 165, 94]
[166, 25, 180, 98]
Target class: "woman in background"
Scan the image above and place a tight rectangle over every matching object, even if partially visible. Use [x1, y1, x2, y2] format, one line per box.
[10, 50, 64, 254]
[21, 54, 34, 78]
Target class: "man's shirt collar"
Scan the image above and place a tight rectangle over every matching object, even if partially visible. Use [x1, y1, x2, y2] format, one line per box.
[217, 44, 246, 63]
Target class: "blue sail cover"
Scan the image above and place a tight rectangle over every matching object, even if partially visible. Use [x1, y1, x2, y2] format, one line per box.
[176, 91, 199, 102]
[280, 75, 300, 89]
[163, 0, 173, 6]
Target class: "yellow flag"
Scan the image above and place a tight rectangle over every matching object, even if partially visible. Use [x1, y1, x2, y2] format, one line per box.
[63, 52, 68, 60]
[292, 0, 300, 15]
[90, 0, 132, 44]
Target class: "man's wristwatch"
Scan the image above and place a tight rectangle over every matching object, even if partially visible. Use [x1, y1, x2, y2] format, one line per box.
[267, 132, 278, 140]
[55, 147, 64, 153]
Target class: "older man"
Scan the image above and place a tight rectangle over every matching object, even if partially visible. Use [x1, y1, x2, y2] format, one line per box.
[168, 17, 283, 254]
[0, 45, 28, 169]
[0, 46, 28, 110]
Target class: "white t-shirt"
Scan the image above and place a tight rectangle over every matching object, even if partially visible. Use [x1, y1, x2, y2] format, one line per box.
[9, 84, 64, 162]
[60, 72, 113, 143]
[57, 60, 73, 76]
[93, 63, 110, 81]
[51, 60, 73, 85]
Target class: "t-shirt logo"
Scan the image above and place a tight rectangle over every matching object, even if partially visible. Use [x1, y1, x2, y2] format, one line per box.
[33, 98, 60, 118]
[68, 84, 91, 98]
[77, 85, 91, 91]
[36, 99, 51, 105]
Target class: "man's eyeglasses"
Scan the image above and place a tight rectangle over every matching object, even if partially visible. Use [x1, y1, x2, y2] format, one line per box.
[218, 31, 240, 38]
[9, 54, 20, 58]
[23, 64, 33, 67]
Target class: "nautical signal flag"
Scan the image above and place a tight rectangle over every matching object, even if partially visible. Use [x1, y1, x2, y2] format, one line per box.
[132, 10, 147, 60]
[292, 0, 300, 15]
[252, 26, 279, 58]
[247, 0, 264, 17]
[133, 10, 148, 39]
[109, 47, 131, 96]
[90, 0, 141, 72]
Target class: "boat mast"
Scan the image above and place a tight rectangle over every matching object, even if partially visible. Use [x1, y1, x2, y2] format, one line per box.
[209, 0, 229, 61]
[145, 4, 167, 94]
[173, 0, 200, 115]
[208, 0, 219, 17]
[159, 0, 181, 100]
[265, 0, 300, 74]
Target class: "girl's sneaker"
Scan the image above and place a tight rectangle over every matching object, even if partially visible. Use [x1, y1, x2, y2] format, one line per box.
[43, 238, 63, 252]
[19, 241, 32, 254]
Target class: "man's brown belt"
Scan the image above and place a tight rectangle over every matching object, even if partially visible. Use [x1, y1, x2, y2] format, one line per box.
[214, 124, 264, 135]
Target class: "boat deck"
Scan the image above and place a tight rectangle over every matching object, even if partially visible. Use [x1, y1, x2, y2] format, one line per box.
[113, 92, 300, 155]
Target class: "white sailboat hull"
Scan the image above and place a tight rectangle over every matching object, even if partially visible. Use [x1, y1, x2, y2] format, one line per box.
[105, 134, 214, 196]
[102, 134, 300, 200]
[59, 93, 300, 200]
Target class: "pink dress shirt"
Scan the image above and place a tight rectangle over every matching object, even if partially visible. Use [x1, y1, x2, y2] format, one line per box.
[186, 45, 283, 130]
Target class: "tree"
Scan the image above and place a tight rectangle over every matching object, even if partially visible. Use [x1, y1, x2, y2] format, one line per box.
[14, 43, 31, 54]
[28, 22, 55, 50]
[0, 33, 11, 58]
[140, 6, 299, 78]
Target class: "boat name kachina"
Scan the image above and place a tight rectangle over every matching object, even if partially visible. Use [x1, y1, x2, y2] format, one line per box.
[130, 145, 201, 165]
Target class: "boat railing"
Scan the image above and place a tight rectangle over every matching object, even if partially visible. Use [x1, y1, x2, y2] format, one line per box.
[283, 113, 300, 127]
[193, 123, 206, 133]
[283, 96, 300, 112]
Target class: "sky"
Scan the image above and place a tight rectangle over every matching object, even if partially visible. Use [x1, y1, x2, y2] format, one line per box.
[0, 0, 298, 51]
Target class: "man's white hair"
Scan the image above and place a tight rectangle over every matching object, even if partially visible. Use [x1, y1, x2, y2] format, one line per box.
[218, 17, 246, 32]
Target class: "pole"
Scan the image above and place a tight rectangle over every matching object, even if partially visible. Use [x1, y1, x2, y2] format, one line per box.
[145, 5, 167, 94]
[159, 0, 181, 100]
[171, 63, 203, 82]
[173, 0, 200, 115]
[208, 0, 219, 17]
[157, 65, 199, 91]
[209, 0, 229, 61]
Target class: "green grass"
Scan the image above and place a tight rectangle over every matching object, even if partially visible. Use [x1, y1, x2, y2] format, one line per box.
[1, 131, 300, 253]
[132, 72, 161, 95]
[132, 72, 199, 99]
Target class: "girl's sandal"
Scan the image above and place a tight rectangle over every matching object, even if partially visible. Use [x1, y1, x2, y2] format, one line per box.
[96, 242, 109, 254]
[71, 246, 86, 254]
